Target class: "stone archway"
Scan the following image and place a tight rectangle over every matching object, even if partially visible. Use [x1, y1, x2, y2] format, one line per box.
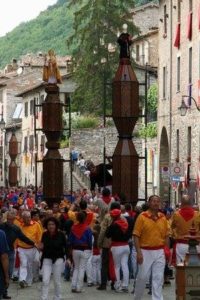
[159, 127, 170, 203]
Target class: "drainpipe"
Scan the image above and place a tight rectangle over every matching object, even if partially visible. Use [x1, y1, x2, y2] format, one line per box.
[169, 0, 173, 204]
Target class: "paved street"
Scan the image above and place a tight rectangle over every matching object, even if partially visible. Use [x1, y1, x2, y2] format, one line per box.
[9, 279, 176, 300]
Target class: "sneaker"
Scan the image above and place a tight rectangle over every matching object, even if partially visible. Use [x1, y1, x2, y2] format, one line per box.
[87, 283, 94, 287]
[115, 289, 123, 293]
[97, 285, 106, 290]
[19, 281, 27, 288]
[12, 276, 18, 282]
[111, 282, 115, 291]
[122, 288, 129, 293]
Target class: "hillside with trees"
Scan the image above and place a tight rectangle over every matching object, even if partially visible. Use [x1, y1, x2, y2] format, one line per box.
[0, 0, 156, 68]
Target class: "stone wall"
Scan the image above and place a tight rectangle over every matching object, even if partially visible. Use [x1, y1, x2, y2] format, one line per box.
[63, 126, 157, 200]
[132, 3, 159, 35]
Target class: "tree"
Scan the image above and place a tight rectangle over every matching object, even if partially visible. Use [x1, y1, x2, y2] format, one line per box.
[135, 0, 157, 6]
[66, 0, 138, 114]
[147, 83, 158, 113]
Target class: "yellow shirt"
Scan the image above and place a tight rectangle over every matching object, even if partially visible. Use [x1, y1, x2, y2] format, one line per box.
[171, 209, 200, 240]
[68, 210, 96, 228]
[17, 221, 42, 248]
[133, 210, 169, 248]
[14, 216, 23, 227]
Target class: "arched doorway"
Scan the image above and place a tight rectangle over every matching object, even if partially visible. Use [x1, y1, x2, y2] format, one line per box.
[159, 127, 170, 203]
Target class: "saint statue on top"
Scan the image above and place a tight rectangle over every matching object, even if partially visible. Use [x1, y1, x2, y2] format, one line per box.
[43, 49, 62, 84]
[117, 24, 133, 59]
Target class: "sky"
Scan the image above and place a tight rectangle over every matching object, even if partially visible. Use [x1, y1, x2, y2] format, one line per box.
[0, 0, 57, 37]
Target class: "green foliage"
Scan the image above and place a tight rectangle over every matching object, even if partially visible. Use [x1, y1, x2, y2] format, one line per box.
[72, 116, 99, 129]
[147, 84, 158, 113]
[0, 0, 153, 69]
[66, 0, 138, 114]
[138, 122, 157, 138]
[60, 138, 69, 148]
[0, 0, 74, 67]
[135, 0, 158, 6]
[106, 119, 114, 127]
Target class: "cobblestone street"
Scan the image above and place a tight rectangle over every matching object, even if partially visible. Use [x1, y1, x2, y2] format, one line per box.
[9, 279, 176, 300]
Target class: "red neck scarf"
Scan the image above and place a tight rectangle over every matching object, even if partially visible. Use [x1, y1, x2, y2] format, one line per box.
[128, 210, 136, 218]
[85, 211, 93, 226]
[114, 219, 128, 233]
[71, 222, 88, 239]
[179, 207, 195, 222]
[102, 196, 112, 205]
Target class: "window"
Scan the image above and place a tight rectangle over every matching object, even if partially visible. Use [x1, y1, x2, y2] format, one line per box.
[176, 129, 179, 160]
[35, 134, 38, 151]
[39, 95, 44, 112]
[40, 135, 45, 152]
[30, 99, 34, 115]
[164, 5, 167, 35]
[24, 102, 28, 117]
[163, 66, 166, 99]
[189, 47, 192, 84]
[177, 0, 181, 22]
[24, 136, 28, 153]
[29, 135, 34, 152]
[177, 57, 181, 92]
[136, 45, 140, 62]
[187, 127, 192, 158]
[189, 0, 193, 12]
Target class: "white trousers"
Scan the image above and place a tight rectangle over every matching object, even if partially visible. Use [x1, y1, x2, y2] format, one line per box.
[176, 243, 188, 265]
[18, 247, 36, 284]
[86, 251, 93, 284]
[91, 255, 101, 284]
[40, 258, 63, 300]
[33, 249, 40, 281]
[133, 249, 165, 300]
[71, 250, 91, 291]
[111, 245, 130, 290]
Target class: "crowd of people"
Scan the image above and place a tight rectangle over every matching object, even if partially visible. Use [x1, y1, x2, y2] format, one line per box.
[0, 185, 199, 300]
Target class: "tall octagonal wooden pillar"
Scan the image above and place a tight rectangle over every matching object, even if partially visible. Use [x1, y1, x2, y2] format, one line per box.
[112, 33, 139, 206]
[42, 85, 64, 208]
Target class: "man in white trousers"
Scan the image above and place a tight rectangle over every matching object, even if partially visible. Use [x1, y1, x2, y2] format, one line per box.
[133, 195, 169, 300]
[171, 194, 200, 265]
[17, 211, 42, 288]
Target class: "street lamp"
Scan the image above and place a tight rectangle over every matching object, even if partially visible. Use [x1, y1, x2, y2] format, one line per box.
[178, 95, 200, 116]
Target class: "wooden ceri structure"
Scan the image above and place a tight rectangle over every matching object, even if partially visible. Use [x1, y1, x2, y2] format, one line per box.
[112, 30, 139, 205]
[42, 84, 64, 207]
[8, 132, 18, 186]
[176, 224, 200, 299]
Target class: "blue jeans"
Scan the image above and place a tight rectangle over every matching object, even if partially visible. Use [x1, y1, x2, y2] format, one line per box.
[64, 263, 71, 281]
[0, 265, 4, 299]
[2, 250, 14, 296]
[8, 250, 15, 278]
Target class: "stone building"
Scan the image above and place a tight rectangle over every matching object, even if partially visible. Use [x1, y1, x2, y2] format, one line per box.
[158, 0, 200, 204]
[131, 1, 159, 67]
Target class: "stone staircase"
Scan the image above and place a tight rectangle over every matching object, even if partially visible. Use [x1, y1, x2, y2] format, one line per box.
[63, 163, 90, 191]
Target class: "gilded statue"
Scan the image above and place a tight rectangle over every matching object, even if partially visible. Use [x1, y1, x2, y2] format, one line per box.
[43, 49, 62, 84]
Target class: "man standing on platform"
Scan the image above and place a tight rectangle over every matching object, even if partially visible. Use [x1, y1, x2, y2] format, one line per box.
[171, 194, 200, 264]
[133, 195, 169, 300]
